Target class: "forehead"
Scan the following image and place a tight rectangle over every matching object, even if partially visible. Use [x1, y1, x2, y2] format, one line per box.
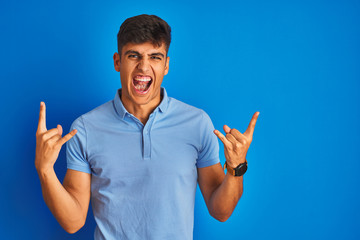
[121, 42, 167, 55]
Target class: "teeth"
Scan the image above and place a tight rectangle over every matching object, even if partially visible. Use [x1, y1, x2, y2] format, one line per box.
[133, 76, 152, 92]
[134, 76, 151, 82]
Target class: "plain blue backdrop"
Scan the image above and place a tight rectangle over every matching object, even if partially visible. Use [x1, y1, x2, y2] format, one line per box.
[1, 0, 359, 239]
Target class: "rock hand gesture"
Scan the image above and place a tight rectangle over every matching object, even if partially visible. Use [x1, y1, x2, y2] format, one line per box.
[35, 102, 77, 172]
[214, 112, 260, 168]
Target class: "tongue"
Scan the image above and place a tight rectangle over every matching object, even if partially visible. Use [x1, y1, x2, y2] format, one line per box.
[134, 80, 151, 91]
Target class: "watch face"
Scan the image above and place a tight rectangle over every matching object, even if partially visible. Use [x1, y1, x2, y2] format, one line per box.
[235, 163, 248, 176]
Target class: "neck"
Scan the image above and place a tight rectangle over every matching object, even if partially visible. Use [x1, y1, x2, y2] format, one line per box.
[121, 94, 162, 125]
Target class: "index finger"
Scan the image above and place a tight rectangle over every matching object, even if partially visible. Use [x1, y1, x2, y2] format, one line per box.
[244, 112, 260, 138]
[37, 102, 47, 133]
[214, 129, 232, 149]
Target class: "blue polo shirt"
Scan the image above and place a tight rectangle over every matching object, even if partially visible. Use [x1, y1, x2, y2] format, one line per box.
[66, 88, 220, 240]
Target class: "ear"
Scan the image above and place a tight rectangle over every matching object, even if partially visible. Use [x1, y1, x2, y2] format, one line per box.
[164, 56, 170, 76]
[113, 52, 120, 72]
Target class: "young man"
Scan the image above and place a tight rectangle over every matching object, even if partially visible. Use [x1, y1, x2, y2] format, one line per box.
[35, 14, 259, 239]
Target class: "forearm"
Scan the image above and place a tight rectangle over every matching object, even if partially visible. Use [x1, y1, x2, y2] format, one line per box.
[37, 168, 85, 233]
[208, 172, 243, 222]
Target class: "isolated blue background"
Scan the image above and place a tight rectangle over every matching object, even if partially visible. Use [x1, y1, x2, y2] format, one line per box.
[1, 0, 359, 239]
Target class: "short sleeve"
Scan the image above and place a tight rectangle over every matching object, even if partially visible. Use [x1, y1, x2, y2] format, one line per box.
[196, 111, 220, 168]
[66, 116, 91, 174]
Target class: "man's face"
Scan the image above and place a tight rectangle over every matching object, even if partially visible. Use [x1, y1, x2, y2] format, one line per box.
[113, 41, 169, 109]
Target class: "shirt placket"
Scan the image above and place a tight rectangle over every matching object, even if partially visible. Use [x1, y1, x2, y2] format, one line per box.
[142, 112, 156, 160]
[127, 112, 156, 161]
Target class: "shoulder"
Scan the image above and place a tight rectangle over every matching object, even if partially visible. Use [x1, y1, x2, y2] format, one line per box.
[163, 96, 214, 131]
[71, 100, 115, 127]
[167, 97, 208, 119]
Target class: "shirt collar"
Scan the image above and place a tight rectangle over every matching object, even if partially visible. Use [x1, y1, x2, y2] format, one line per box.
[158, 87, 169, 113]
[113, 87, 169, 119]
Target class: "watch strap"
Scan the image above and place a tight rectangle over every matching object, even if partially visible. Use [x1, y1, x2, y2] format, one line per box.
[223, 160, 247, 176]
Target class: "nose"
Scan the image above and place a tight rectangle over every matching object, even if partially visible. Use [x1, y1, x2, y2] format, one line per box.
[136, 58, 151, 72]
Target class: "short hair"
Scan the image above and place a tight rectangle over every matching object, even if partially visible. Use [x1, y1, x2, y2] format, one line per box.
[117, 14, 171, 57]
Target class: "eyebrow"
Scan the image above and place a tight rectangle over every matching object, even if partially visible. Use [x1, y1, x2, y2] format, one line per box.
[149, 52, 165, 58]
[124, 50, 165, 58]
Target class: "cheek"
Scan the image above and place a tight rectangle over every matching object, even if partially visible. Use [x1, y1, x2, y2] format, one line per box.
[119, 64, 134, 80]
[119, 72, 131, 87]
[154, 66, 167, 77]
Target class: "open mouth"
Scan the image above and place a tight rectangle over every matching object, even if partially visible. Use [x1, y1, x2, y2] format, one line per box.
[132, 75, 153, 95]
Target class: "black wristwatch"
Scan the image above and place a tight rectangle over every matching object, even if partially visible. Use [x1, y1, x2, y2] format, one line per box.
[223, 160, 248, 177]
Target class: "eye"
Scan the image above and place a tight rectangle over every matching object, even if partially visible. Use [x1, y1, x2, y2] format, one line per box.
[151, 56, 162, 60]
[128, 54, 139, 59]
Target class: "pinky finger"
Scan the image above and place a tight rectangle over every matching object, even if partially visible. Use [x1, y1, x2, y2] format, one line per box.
[56, 129, 77, 147]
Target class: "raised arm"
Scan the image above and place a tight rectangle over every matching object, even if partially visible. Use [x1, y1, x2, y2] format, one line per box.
[35, 102, 91, 233]
[198, 112, 259, 222]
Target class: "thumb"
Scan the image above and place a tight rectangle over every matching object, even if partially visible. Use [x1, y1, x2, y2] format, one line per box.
[57, 129, 77, 147]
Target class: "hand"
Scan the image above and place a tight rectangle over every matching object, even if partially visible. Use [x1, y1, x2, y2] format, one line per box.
[214, 112, 259, 168]
[35, 102, 77, 172]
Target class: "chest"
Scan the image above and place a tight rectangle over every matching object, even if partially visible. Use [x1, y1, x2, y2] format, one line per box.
[86, 124, 200, 180]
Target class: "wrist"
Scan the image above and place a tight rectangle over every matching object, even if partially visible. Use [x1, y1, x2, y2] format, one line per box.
[226, 171, 244, 180]
[223, 160, 248, 177]
[226, 158, 246, 168]
[36, 165, 55, 179]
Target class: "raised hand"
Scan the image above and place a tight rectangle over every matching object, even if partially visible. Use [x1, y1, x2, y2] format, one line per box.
[35, 102, 77, 172]
[214, 112, 259, 168]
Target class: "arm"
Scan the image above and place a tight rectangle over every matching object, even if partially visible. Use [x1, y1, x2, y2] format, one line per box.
[37, 169, 91, 233]
[198, 112, 259, 222]
[35, 102, 91, 233]
[197, 163, 243, 222]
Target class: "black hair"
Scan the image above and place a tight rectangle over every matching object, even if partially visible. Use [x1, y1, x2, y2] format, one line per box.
[117, 14, 171, 57]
